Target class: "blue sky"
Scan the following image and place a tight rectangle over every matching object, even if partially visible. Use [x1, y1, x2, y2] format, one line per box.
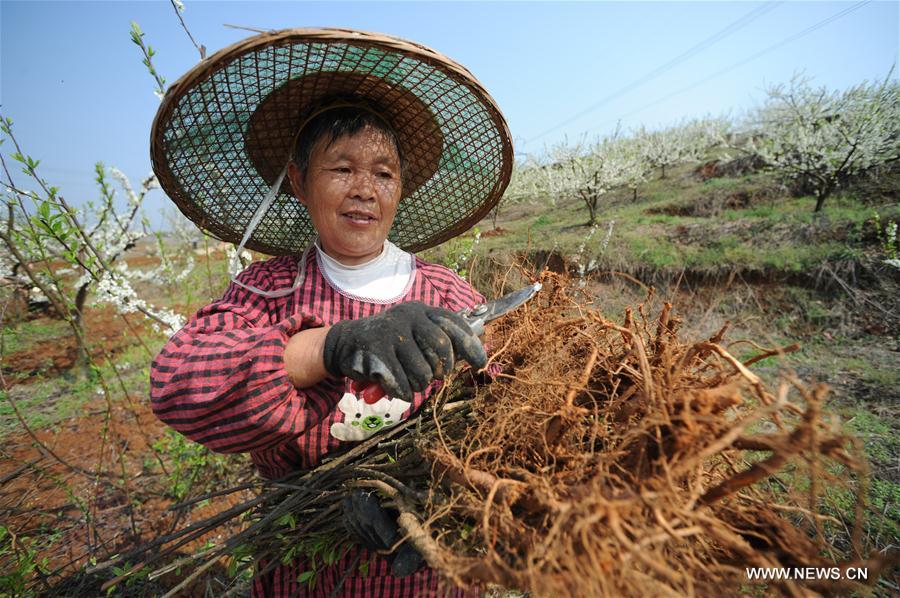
[1, 1, 897, 229]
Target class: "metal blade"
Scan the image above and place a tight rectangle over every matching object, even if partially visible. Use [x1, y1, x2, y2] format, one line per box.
[462, 282, 542, 335]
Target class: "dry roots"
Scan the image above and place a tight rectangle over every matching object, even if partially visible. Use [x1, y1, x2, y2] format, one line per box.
[402, 274, 890, 596]
[103, 274, 894, 597]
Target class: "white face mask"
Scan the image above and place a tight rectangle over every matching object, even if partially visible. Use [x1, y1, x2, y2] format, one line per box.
[228, 162, 311, 298]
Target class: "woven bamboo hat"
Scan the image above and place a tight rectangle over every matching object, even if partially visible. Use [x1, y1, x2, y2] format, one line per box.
[151, 28, 513, 255]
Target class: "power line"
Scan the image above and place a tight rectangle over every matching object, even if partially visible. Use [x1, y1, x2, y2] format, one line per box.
[590, 0, 872, 132]
[526, 1, 784, 145]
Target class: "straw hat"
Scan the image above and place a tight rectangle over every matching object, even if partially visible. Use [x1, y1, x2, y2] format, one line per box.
[151, 28, 513, 255]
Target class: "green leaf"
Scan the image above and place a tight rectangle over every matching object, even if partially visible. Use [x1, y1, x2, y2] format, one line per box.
[274, 513, 296, 529]
[460, 524, 472, 540]
[281, 549, 295, 565]
[324, 545, 338, 566]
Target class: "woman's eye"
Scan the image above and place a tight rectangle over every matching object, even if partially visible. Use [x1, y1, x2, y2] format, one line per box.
[332, 167, 351, 173]
[376, 171, 393, 179]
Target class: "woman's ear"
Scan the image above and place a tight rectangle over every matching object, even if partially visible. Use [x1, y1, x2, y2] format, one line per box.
[287, 161, 307, 206]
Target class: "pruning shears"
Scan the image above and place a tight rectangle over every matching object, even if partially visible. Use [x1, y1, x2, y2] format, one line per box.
[350, 282, 543, 403]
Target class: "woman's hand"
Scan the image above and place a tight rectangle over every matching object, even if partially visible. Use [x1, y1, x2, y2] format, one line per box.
[322, 301, 487, 400]
[342, 490, 424, 577]
[283, 327, 330, 389]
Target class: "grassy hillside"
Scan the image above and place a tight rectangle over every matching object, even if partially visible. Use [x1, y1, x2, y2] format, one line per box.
[433, 161, 899, 282]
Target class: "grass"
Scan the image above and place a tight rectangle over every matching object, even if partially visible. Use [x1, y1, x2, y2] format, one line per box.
[0, 375, 99, 438]
[744, 335, 900, 546]
[477, 161, 900, 277]
[1, 319, 71, 355]
[838, 357, 900, 390]
[0, 339, 164, 440]
[743, 397, 899, 549]
[824, 403, 899, 544]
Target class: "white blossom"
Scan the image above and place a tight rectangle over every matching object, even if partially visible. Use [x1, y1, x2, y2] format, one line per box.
[545, 136, 640, 224]
[503, 156, 552, 206]
[1, 138, 187, 343]
[633, 120, 707, 179]
[226, 245, 254, 278]
[574, 223, 600, 263]
[0, 255, 14, 279]
[173, 255, 195, 282]
[93, 267, 185, 335]
[74, 271, 93, 289]
[600, 220, 615, 253]
[150, 309, 186, 336]
[29, 286, 49, 303]
[94, 270, 141, 313]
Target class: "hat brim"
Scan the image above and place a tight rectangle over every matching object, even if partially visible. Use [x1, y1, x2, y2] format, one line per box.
[151, 28, 513, 255]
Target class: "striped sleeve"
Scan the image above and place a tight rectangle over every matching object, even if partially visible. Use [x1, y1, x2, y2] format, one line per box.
[414, 259, 486, 311]
[149, 261, 332, 454]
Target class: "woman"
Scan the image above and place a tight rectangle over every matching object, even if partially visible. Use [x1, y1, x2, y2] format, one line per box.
[149, 29, 512, 596]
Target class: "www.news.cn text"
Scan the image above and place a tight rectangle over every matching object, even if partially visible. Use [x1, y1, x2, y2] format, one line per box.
[745, 567, 868, 581]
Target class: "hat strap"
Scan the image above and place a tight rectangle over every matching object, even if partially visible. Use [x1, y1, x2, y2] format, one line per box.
[229, 163, 311, 298]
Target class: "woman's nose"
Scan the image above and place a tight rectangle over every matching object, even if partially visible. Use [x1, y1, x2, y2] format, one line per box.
[349, 171, 376, 200]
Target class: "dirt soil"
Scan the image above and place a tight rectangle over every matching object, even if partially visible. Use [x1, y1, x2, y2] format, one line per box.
[481, 227, 508, 237]
[1, 307, 148, 386]
[0, 394, 252, 594]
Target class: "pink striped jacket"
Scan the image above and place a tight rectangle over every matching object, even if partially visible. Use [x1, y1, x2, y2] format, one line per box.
[150, 251, 483, 597]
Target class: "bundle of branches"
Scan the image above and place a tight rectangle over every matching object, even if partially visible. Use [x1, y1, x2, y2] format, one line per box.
[99, 274, 892, 596]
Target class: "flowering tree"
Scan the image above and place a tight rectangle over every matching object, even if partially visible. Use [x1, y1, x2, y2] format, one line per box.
[0, 117, 186, 373]
[547, 137, 638, 225]
[492, 156, 553, 226]
[634, 120, 710, 179]
[748, 73, 900, 212]
[610, 137, 650, 202]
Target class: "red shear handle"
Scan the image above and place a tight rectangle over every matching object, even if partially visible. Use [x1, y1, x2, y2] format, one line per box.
[349, 379, 388, 404]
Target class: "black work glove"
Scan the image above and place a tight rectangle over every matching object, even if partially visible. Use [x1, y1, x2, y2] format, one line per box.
[323, 301, 487, 401]
[342, 490, 425, 577]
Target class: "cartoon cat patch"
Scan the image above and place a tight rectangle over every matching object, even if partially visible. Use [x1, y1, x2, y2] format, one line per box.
[329, 392, 411, 442]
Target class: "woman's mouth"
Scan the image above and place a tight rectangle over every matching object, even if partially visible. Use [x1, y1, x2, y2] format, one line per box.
[342, 211, 377, 225]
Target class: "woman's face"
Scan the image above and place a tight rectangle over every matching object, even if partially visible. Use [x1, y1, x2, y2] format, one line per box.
[288, 126, 402, 266]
